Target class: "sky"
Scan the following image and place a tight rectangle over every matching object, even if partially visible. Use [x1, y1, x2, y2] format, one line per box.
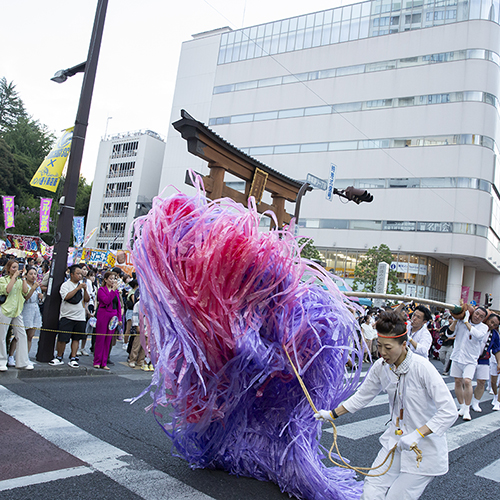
[0, 0, 352, 183]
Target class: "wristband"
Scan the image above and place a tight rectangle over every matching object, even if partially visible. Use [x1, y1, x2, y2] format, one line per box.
[331, 408, 339, 419]
[416, 428, 425, 438]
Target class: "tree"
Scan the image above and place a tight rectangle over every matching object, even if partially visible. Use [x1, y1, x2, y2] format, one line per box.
[75, 177, 93, 219]
[298, 237, 322, 261]
[0, 77, 25, 132]
[352, 244, 400, 294]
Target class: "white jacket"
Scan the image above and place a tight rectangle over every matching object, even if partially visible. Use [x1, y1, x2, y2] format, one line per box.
[343, 352, 457, 476]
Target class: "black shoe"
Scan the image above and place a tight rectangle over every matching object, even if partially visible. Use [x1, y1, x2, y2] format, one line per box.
[107, 360, 115, 366]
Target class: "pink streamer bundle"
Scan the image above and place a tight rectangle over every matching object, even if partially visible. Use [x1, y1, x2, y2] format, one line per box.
[131, 175, 364, 499]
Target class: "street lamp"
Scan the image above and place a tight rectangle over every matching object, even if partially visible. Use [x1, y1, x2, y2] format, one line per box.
[51, 62, 86, 84]
[36, 0, 109, 363]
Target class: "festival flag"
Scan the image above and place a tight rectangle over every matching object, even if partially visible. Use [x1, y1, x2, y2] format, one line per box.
[2, 196, 15, 229]
[39, 198, 52, 234]
[83, 227, 98, 247]
[73, 216, 85, 247]
[30, 127, 73, 192]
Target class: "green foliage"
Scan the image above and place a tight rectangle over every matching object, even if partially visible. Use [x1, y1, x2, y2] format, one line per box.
[0, 77, 92, 242]
[298, 237, 322, 261]
[352, 244, 400, 294]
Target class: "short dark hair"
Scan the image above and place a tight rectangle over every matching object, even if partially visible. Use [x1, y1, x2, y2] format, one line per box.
[69, 264, 82, 276]
[414, 305, 432, 322]
[129, 279, 138, 288]
[476, 306, 488, 315]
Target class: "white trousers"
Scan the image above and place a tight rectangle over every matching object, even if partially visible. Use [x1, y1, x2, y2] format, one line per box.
[361, 447, 434, 500]
[0, 310, 30, 369]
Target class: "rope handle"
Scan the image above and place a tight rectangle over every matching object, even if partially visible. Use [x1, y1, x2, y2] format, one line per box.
[283, 346, 422, 476]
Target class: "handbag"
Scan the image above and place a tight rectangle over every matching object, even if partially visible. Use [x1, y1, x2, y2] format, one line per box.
[66, 288, 83, 304]
[0, 294, 6, 305]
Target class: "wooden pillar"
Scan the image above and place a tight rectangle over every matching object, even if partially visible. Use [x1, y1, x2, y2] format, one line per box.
[208, 163, 225, 200]
[271, 195, 286, 230]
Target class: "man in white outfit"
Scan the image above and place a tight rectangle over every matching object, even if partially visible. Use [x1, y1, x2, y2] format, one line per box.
[315, 310, 457, 500]
[406, 305, 433, 358]
[447, 306, 489, 421]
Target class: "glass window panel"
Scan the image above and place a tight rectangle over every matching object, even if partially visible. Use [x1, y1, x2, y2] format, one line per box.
[421, 177, 454, 187]
[213, 84, 234, 94]
[249, 146, 274, 155]
[234, 31, 242, 43]
[477, 225, 488, 237]
[350, 220, 383, 230]
[324, 10, 333, 24]
[281, 19, 289, 33]
[278, 108, 304, 118]
[359, 17, 370, 38]
[331, 22, 341, 42]
[329, 141, 358, 151]
[254, 111, 278, 121]
[321, 25, 332, 45]
[334, 102, 363, 112]
[463, 91, 483, 101]
[274, 144, 301, 154]
[234, 80, 258, 91]
[262, 37, 271, 55]
[289, 17, 298, 31]
[301, 143, 329, 152]
[215, 116, 230, 125]
[306, 13, 315, 28]
[303, 28, 314, 48]
[231, 114, 254, 123]
[231, 44, 242, 62]
[467, 48, 486, 59]
[270, 35, 280, 54]
[305, 219, 320, 228]
[358, 179, 387, 188]
[340, 21, 350, 41]
[453, 222, 476, 234]
[333, 8, 342, 22]
[315, 11, 325, 26]
[320, 219, 349, 229]
[272, 21, 281, 35]
[258, 77, 282, 87]
[227, 31, 235, 44]
[297, 15, 306, 29]
[278, 34, 288, 52]
[482, 136, 495, 150]
[319, 68, 337, 78]
[352, 4, 362, 18]
[286, 32, 297, 51]
[362, 2, 372, 16]
[304, 105, 332, 115]
[295, 30, 305, 49]
[481, 0, 492, 18]
[312, 26, 323, 46]
[247, 40, 256, 59]
[350, 19, 361, 39]
[224, 45, 234, 63]
[254, 40, 263, 57]
[479, 179, 491, 192]
[343, 5, 353, 20]
[337, 64, 365, 76]
[484, 93, 496, 106]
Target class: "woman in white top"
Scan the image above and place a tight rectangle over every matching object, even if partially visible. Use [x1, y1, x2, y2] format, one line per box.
[315, 310, 457, 500]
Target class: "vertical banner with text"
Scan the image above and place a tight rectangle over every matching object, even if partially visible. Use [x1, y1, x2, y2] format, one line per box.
[30, 127, 73, 192]
[73, 216, 85, 247]
[2, 196, 15, 229]
[39, 198, 52, 234]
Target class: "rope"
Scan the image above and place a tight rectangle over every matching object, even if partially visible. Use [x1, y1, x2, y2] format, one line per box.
[0, 320, 139, 337]
[284, 347, 423, 477]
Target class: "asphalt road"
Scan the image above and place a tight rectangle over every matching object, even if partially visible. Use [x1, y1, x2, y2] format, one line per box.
[1, 342, 499, 499]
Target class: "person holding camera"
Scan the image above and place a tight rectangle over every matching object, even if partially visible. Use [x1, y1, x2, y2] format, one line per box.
[0, 259, 33, 371]
[49, 264, 89, 368]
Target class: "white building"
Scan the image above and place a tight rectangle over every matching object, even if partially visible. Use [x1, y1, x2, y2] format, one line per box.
[86, 130, 165, 251]
[160, 0, 500, 308]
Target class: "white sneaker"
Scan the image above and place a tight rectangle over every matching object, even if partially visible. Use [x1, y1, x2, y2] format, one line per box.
[18, 364, 34, 370]
[49, 358, 64, 366]
[76, 350, 83, 356]
[463, 408, 472, 421]
[80, 349, 90, 356]
[122, 343, 128, 350]
[492, 401, 500, 411]
[458, 404, 465, 416]
[0, 365, 8, 372]
[7, 356, 15, 367]
[471, 398, 482, 412]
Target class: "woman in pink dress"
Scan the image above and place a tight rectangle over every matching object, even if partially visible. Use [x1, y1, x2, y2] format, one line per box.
[93, 271, 122, 370]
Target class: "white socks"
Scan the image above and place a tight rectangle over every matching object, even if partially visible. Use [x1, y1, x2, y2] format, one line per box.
[462, 404, 472, 420]
[471, 396, 482, 412]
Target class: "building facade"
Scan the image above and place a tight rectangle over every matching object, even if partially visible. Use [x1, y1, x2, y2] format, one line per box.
[160, 0, 500, 308]
[86, 130, 165, 251]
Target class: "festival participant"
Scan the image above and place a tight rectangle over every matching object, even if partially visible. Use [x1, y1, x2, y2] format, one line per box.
[471, 313, 500, 412]
[7, 266, 42, 364]
[93, 271, 122, 370]
[315, 310, 457, 500]
[447, 306, 488, 420]
[406, 305, 433, 358]
[490, 353, 500, 410]
[0, 259, 33, 371]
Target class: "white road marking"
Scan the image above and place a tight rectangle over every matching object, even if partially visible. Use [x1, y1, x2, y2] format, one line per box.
[475, 457, 500, 483]
[0, 466, 92, 492]
[446, 410, 500, 452]
[0, 386, 215, 499]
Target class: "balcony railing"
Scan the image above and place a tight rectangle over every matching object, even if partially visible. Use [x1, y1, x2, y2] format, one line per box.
[101, 210, 128, 218]
[110, 151, 137, 159]
[98, 230, 125, 238]
[104, 190, 131, 198]
[107, 170, 135, 179]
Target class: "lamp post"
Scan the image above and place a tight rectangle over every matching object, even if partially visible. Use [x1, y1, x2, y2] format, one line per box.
[36, 0, 109, 362]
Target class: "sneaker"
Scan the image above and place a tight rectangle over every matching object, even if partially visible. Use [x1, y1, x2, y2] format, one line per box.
[122, 343, 128, 350]
[442, 372, 449, 376]
[148, 363, 154, 371]
[7, 356, 15, 367]
[128, 361, 136, 368]
[141, 364, 149, 371]
[0, 365, 7, 372]
[68, 359, 79, 368]
[492, 401, 500, 411]
[471, 403, 482, 412]
[463, 409, 472, 421]
[458, 404, 465, 416]
[76, 350, 83, 356]
[18, 364, 34, 370]
[49, 357, 64, 366]
[80, 349, 90, 356]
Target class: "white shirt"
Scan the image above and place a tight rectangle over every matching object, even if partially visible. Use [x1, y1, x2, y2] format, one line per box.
[407, 324, 432, 358]
[361, 323, 377, 341]
[59, 280, 86, 321]
[343, 352, 457, 476]
[450, 320, 489, 365]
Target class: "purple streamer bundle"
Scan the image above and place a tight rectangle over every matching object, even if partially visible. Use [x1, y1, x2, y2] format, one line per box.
[131, 177, 364, 499]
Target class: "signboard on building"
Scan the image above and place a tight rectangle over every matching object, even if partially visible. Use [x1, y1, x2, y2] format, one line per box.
[373, 262, 389, 307]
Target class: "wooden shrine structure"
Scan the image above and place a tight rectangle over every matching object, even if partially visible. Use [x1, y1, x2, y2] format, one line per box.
[173, 110, 311, 228]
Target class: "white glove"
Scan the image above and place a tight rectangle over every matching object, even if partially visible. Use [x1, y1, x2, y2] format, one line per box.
[314, 409, 335, 423]
[397, 429, 422, 452]
[463, 310, 470, 323]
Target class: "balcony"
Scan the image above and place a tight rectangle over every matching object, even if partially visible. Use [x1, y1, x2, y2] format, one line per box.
[98, 230, 125, 238]
[101, 210, 128, 218]
[107, 170, 135, 179]
[104, 190, 131, 198]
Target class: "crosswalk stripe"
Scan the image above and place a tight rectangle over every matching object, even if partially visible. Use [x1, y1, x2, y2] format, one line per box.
[446, 410, 500, 452]
[475, 457, 500, 483]
[0, 466, 92, 492]
[0, 386, 215, 499]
